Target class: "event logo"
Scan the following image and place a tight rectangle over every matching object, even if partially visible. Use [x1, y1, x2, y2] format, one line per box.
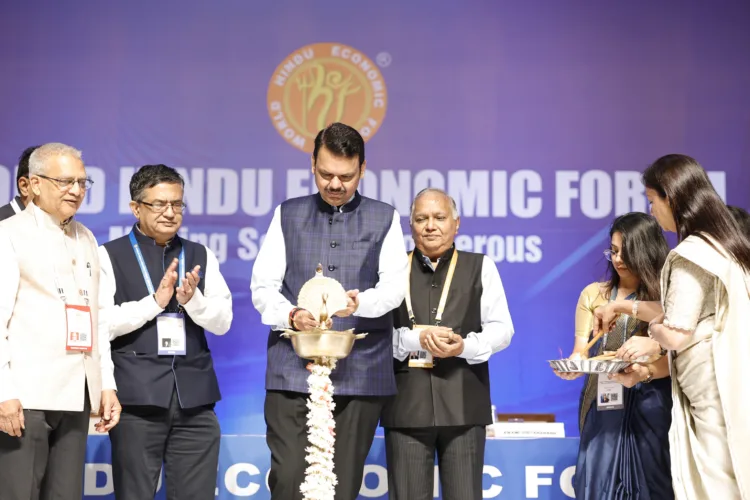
[267, 43, 388, 153]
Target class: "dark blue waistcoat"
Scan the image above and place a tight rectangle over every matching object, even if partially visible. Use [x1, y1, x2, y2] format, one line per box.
[105, 225, 221, 409]
[265, 192, 397, 396]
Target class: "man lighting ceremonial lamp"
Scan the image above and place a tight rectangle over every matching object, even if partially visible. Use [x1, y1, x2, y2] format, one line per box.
[251, 122, 408, 500]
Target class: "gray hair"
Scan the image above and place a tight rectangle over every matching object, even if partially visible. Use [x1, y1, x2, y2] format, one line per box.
[409, 187, 459, 224]
[28, 143, 83, 176]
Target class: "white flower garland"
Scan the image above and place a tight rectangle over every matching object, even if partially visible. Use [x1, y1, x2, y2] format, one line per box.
[300, 357, 338, 500]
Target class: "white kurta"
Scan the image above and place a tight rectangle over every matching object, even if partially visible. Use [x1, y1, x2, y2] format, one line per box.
[0, 203, 115, 412]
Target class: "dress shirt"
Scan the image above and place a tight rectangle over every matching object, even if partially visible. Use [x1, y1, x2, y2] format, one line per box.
[392, 254, 514, 364]
[0, 204, 116, 404]
[251, 203, 408, 331]
[98, 234, 233, 340]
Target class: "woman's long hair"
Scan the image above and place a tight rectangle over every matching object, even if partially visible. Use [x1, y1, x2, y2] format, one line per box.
[728, 205, 750, 237]
[603, 212, 669, 301]
[642, 154, 750, 272]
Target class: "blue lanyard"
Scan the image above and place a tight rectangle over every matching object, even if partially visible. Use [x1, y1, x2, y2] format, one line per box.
[129, 230, 185, 295]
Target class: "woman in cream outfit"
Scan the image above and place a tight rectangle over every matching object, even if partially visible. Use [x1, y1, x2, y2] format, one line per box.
[596, 154, 750, 499]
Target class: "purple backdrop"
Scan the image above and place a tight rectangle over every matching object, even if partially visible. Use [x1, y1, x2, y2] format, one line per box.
[1, 0, 749, 439]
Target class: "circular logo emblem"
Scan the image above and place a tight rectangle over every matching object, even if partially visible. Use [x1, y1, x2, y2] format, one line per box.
[267, 43, 388, 153]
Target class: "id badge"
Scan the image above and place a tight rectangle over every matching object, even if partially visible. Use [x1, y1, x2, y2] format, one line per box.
[408, 324, 434, 369]
[157, 313, 187, 356]
[597, 375, 624, 411]
[65, 305, 93, 352]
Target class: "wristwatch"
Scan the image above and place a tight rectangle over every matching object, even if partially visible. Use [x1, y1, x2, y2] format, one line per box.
[647, 323, 668, 358]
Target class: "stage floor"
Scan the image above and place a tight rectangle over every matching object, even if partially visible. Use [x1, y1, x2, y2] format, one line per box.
[83, 434, 578, 499]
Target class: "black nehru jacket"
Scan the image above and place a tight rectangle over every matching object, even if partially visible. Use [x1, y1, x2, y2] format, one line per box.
[381, 247, 492, 428]
[104, 227, 221, 409]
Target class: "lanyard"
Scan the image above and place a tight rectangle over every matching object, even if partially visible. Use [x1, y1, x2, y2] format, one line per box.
[603, 286, 639, 350]
[405, 250, 459, 327]
[129, 230, 185, 295]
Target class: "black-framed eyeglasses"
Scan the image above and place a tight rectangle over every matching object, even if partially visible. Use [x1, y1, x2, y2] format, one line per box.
[37, 174, 93, 191]
[138, 200, 187, 214]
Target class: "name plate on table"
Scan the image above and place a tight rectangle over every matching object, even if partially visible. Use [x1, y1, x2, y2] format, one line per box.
[486, 422, 566, 439]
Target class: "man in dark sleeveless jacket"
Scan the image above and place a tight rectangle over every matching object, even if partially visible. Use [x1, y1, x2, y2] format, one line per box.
[99, 164, 233, 500]
[381, 188, 514, 500]
[251, 123, 408, 500]
[0, 145, 38, 221]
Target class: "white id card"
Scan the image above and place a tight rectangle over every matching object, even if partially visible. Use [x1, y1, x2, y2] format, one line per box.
[157, 313, 187, 355]
[408, 325, 434, 369]
[65, 305, 93, 352]
[597, 375, 624, 411]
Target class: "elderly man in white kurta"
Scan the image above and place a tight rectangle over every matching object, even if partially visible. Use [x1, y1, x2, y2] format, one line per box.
[0, 143, 121, 500]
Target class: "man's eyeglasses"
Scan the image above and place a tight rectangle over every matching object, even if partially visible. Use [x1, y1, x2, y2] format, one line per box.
[138, 200, 187, 214]
[37, 175, 93, 191]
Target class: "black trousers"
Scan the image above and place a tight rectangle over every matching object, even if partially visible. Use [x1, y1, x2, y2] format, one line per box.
[0, 387, 90, 500]
[265, 390, 386, 500]
[384, 425, 486, 500]
[109, 388, 221, 500]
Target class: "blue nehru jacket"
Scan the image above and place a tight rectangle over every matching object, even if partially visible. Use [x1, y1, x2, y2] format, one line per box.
[265, 192, 398, 396]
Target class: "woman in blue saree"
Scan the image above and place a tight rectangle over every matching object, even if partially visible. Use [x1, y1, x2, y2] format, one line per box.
[554, 213, 674, 499]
